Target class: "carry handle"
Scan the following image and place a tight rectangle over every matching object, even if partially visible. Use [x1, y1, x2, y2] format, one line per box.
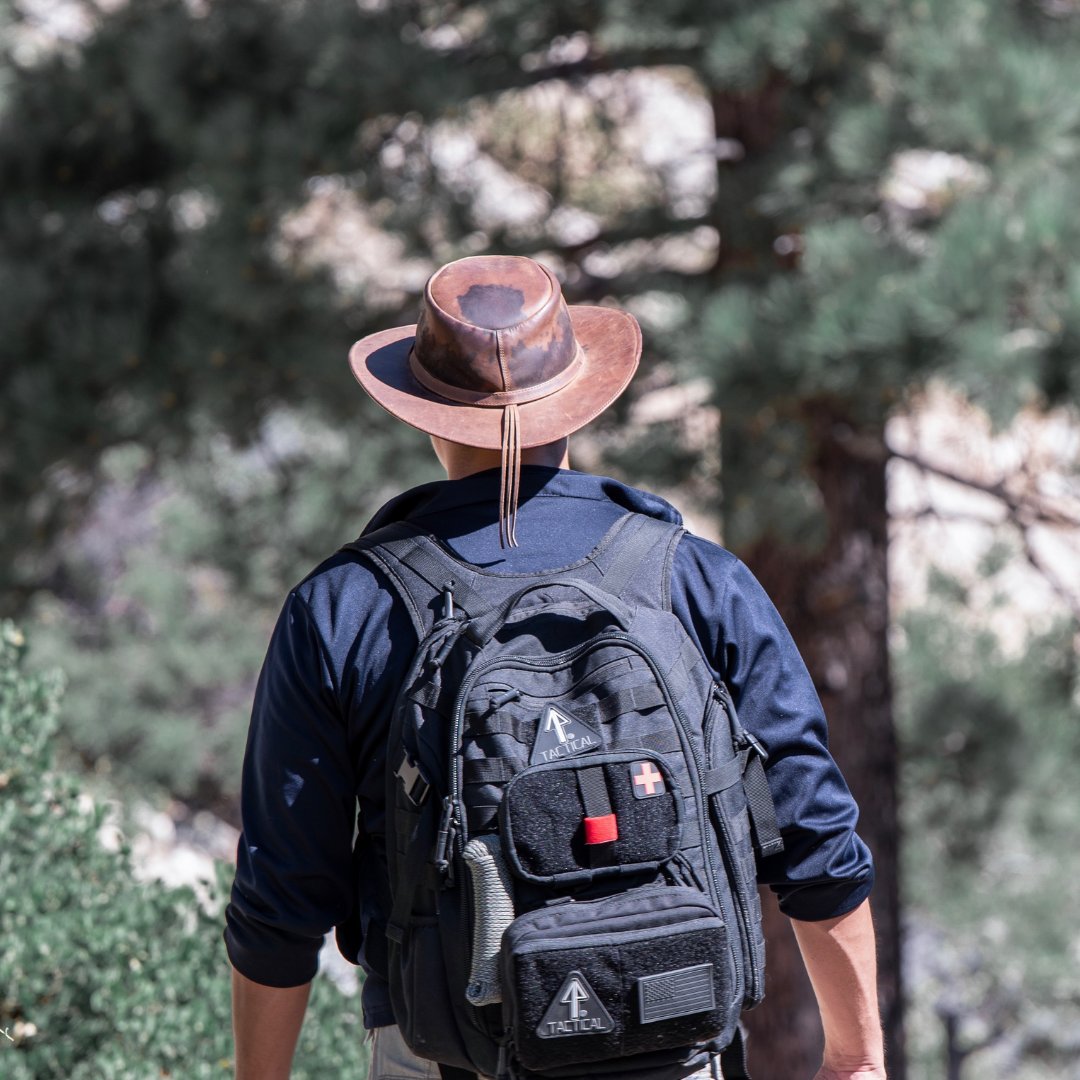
[467, 579, 632, 647]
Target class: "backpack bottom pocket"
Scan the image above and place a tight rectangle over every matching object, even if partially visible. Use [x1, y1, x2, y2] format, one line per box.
[502, 886, 736, 1073]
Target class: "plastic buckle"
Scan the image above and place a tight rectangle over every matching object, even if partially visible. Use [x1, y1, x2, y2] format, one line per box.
[395, 753, 430, 806]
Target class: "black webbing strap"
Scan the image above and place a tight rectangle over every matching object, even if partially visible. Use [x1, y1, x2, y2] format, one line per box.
[473, 713, 538, 744]
[720, 1024, 752, 1079]
[635, 728, 682, 754]
[741, 749, 784, 858]
[577, 765, 616, 868]
[463, 758, 517, 784]
[407, 680, 444, 712]
[702, 758, 743, 796]
[466, 803, 499, 833]
[594, 683, 667, 722]
[712, 681, 783, 859]
[577, 765, 611, 817]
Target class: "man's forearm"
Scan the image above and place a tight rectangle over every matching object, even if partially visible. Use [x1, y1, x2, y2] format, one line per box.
[791, 898, 886, 1078]
[231, 965, 312, 1080]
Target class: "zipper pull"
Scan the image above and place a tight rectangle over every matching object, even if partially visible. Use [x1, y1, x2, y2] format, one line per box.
[716, 682, 764, 756]
[431, 622, 465, 669]
[741, 728, 768, 761]
[433, 796, 458, 884]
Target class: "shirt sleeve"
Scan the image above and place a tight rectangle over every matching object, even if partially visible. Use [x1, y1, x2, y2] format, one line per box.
[224, 591, 357, 987]
[672, 538, 874, 921]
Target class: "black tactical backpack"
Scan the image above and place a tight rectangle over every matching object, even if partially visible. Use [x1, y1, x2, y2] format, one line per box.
[346, 513, 783, 1080]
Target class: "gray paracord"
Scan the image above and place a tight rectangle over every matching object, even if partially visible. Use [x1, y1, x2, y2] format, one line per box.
[462, 833, 516, 1006]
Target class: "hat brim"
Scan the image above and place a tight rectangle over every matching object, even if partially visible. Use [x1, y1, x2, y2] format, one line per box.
[348, 306, 641, 450]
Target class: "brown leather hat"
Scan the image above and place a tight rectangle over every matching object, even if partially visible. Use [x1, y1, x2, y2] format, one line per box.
[348, 255, 641, 451]
[349, 255, 641, 545]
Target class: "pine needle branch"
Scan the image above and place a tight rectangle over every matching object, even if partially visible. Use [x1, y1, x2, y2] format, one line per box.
[888, 441, 1080, 625]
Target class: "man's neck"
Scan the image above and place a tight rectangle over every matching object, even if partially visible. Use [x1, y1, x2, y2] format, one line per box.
[433, 437, 571, 480]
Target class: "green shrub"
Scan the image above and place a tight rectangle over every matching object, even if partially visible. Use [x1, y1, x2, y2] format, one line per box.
[0, 621, 368, 1078]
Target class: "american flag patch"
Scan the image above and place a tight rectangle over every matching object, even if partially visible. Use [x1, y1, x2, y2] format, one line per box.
[636, 963, 716, 1024]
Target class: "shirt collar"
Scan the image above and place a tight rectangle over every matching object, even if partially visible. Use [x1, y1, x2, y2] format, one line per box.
[360, 467, 683, 535]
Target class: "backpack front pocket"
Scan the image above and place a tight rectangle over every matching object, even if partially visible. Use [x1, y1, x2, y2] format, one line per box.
[500, 751, 682, 887]
[501, 887, 734, 1072]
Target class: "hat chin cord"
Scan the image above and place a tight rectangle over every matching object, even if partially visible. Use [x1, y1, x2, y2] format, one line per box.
[499, 403, 521, 549]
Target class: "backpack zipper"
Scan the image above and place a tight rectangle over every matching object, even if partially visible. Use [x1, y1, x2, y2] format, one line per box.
[603, 632, 724, 908]
[704, 683, 763, 1002]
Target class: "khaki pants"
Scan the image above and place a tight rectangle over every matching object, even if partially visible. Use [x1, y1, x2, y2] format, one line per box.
[369, 1025, 721, 1080]
[370, 1023, 443, 1078]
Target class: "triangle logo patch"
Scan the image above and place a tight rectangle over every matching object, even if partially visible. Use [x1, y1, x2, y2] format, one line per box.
[529, 704, 601, 765]
[536, 970, 615, 1039]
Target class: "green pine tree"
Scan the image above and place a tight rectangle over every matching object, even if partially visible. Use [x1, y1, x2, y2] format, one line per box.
[5, 2, 1080, 1076]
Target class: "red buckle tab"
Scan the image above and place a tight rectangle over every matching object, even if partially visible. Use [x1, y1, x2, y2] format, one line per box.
[584, 814, 618, 845]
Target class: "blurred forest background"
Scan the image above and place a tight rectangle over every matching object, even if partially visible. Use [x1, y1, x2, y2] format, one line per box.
[2, 0, 1080, 1077]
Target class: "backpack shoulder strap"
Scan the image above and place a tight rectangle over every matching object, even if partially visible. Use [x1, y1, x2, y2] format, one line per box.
[342, 523, 429, 639]
[343, 523, 489, 639]
[346, 511, 684, 635]
[587, 514, 684, 612]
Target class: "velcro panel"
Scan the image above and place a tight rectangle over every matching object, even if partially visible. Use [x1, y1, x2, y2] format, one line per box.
[501, 753, 680, 884]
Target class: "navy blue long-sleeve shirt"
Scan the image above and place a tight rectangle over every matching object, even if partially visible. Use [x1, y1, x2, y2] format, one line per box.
[225, 467, 873, 1028]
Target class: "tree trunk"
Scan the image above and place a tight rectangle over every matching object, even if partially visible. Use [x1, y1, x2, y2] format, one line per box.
[731, 407, 904, 1080]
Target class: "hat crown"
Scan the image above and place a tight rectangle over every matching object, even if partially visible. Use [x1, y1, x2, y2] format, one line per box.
[413, 256, 579, 404]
